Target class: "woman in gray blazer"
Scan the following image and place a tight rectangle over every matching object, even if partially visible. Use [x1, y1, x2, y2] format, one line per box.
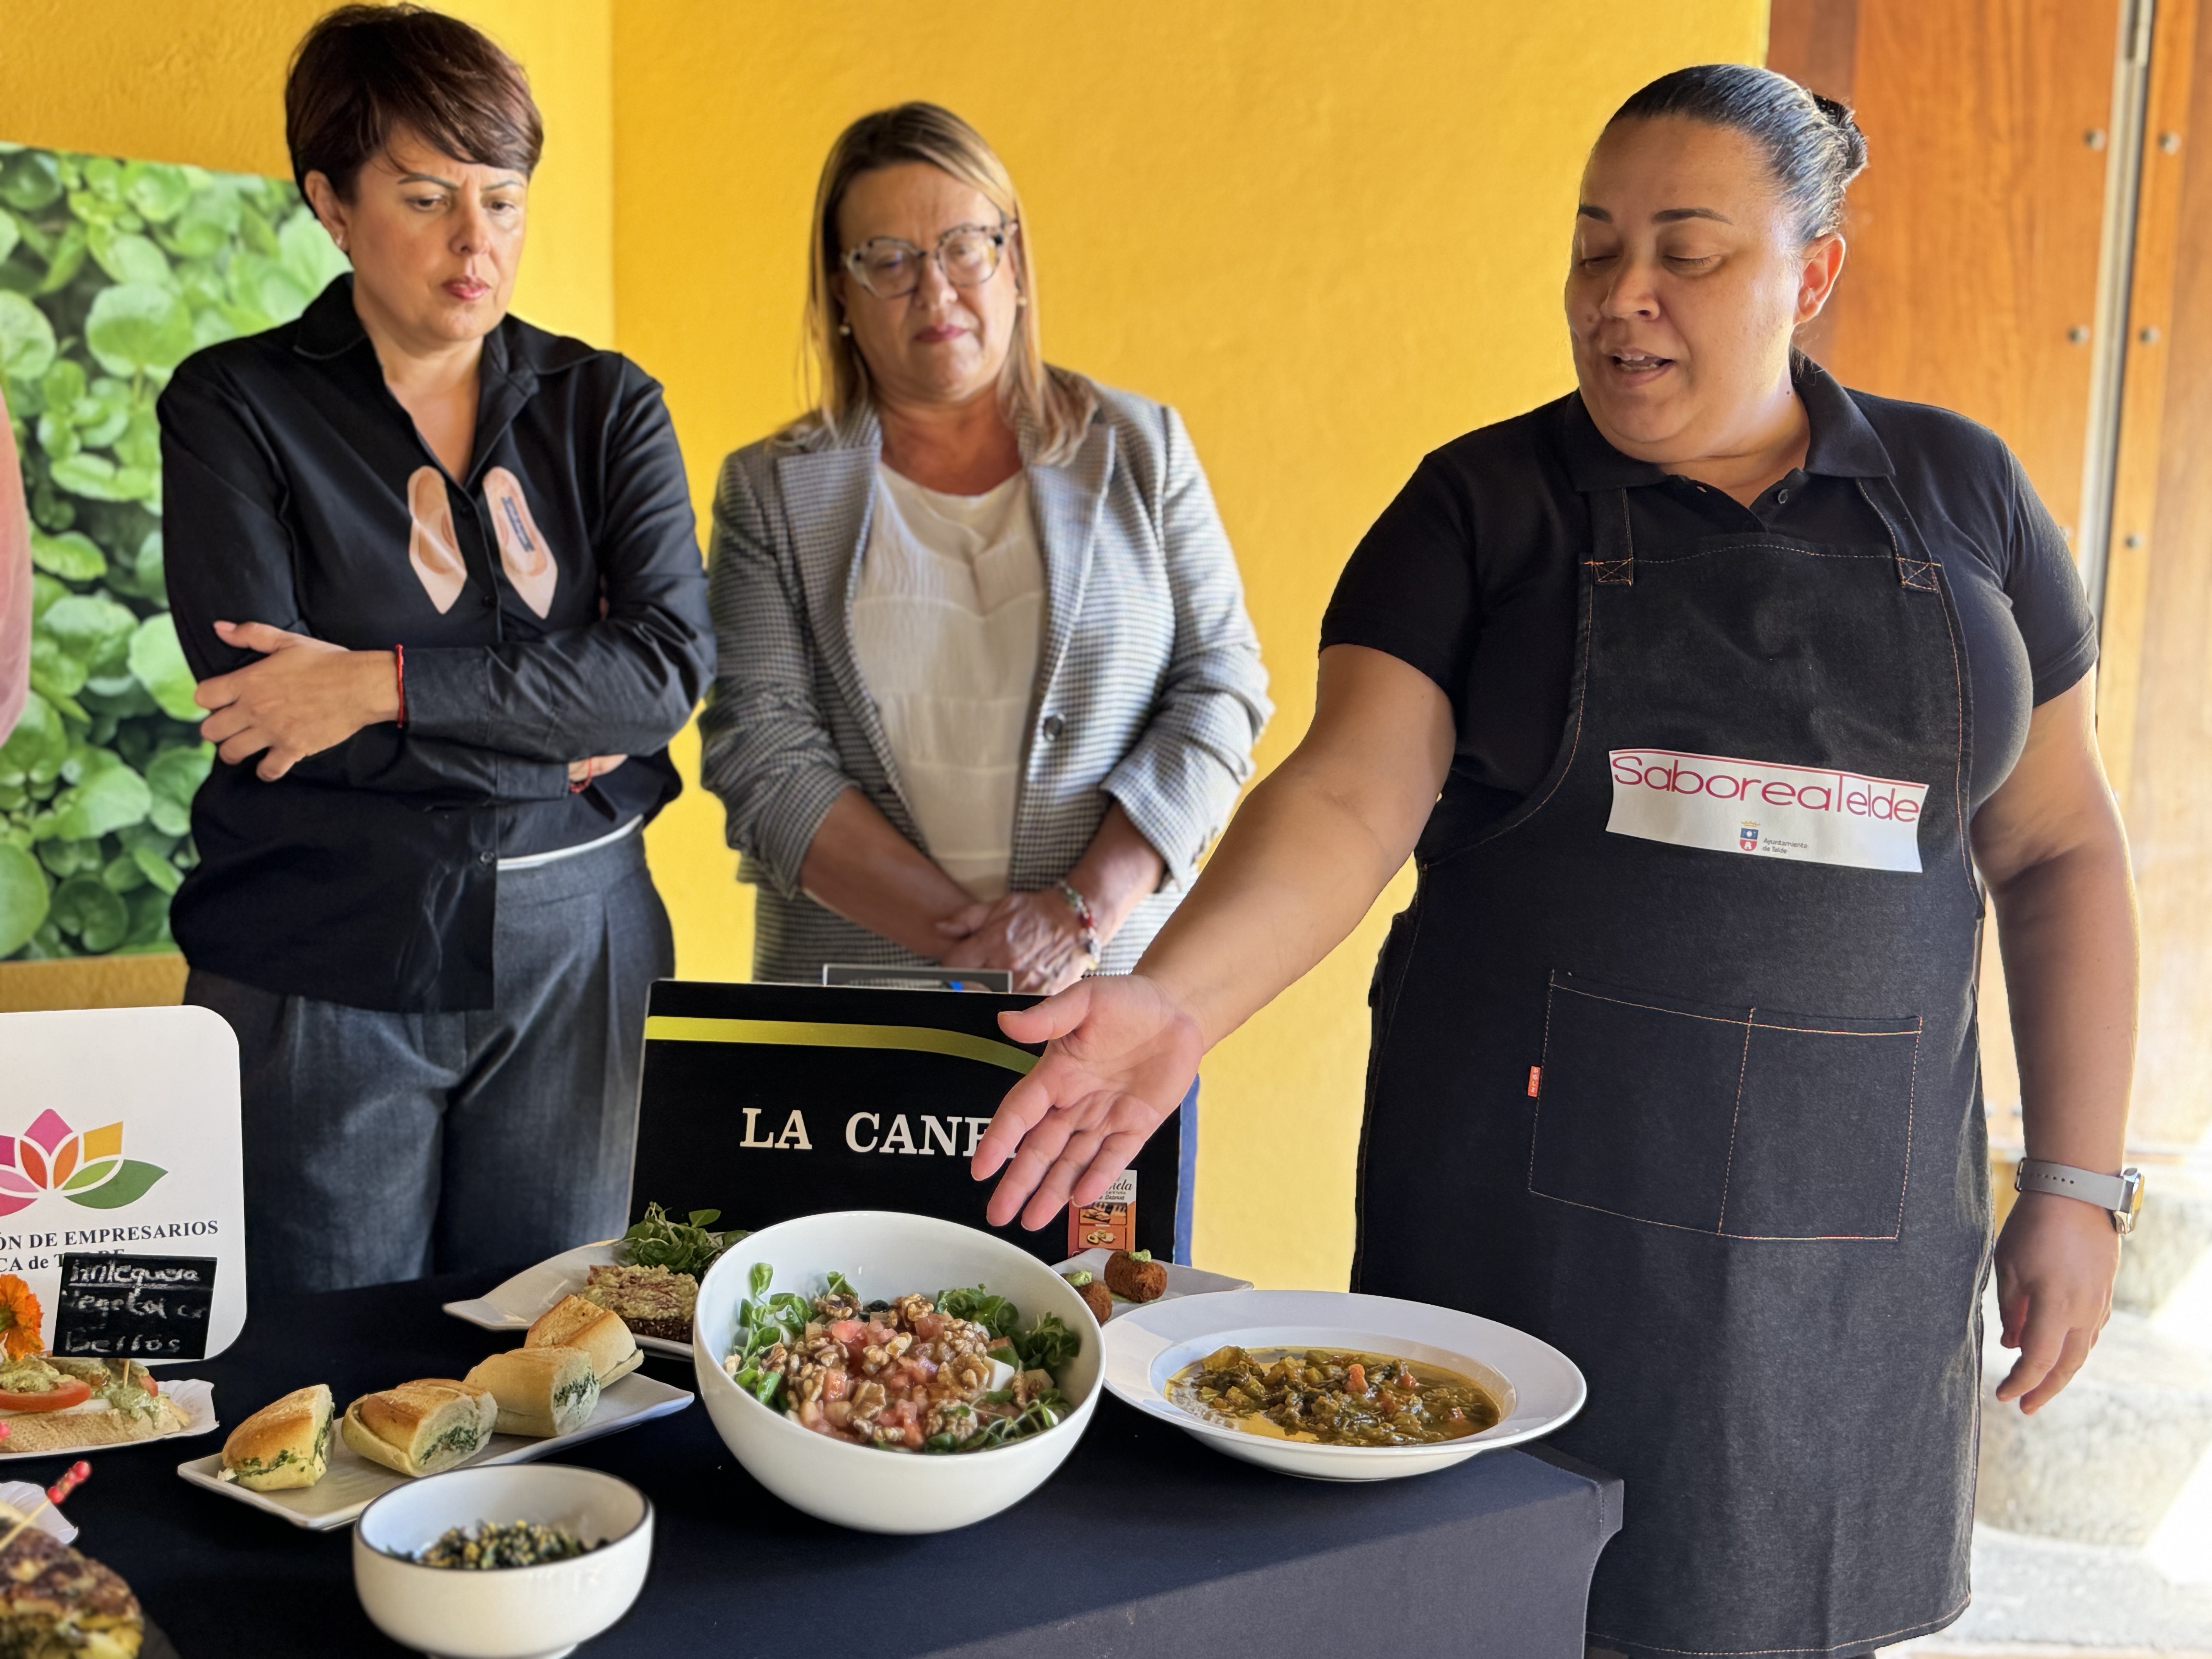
[702, 102, 1269, 1000]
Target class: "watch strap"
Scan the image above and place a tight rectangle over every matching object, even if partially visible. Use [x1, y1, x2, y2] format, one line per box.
[2015, 1159, 2129, 1211]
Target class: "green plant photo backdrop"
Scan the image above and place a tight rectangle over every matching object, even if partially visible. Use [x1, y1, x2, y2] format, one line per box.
[0, 143, 347, 961]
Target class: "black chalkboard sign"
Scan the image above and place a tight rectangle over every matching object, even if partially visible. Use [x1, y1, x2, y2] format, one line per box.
[631, 981, 1182, 1264]
[52, 1253, 216, 1361]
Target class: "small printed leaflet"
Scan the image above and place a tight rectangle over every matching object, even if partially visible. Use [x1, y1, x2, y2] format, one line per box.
[1068, 1172, 1137, 1255]
[52, 1253, 215, 1361]
[1606, 747, 1929, 873]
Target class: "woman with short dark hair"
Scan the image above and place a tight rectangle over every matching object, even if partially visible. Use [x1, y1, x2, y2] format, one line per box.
[163, 4, 713, 1296]
[975, 66, 2135, 1657]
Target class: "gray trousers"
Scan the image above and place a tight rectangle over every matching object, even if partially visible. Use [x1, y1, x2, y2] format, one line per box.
[187, 831, 673, 1298]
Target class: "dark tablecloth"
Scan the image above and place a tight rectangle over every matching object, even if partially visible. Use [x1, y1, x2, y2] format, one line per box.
[37, 1269, 1620, 1657]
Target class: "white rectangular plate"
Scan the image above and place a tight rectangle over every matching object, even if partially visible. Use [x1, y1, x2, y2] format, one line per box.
[175, 1372, 692, 1531]
[1053, 1250, 1250, 1320]
[0, 1380, 217, 1460]
[443, 1240, 694, 1358]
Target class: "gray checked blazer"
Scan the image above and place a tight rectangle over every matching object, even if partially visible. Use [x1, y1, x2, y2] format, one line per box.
[699, 377, 1272, 983]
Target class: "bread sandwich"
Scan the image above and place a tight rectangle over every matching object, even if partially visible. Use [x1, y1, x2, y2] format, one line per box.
[527, 1295, 641, 1386]
[462, 1346, 599, 1438]
[339, 1378, 497, 1477]
[0, 1356, 190, 1455]
[219, 1383, 333, 1491]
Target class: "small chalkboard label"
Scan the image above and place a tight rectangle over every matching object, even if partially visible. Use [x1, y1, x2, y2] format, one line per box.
[52, 1253, 216, 1361]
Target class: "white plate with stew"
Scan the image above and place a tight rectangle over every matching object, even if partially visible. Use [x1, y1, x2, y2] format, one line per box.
[1100, 1288, 1585, 1482]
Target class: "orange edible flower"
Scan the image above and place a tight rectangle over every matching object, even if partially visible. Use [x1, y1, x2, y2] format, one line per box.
[0, 1276, 42, 1360]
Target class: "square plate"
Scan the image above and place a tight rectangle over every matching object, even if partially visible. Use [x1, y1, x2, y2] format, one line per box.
[442, 1241, 694, 1359]
[0, 1381, 218, 1460]
[1052, 1250, 1251, 1320]
[175, 1372, 692, 1531]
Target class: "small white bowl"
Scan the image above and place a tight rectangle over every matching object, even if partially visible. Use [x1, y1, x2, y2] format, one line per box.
[1101, 1288, 1586, 1482]
[352, 1465, 653, 1659]
[692, 1210, 1103, 1533]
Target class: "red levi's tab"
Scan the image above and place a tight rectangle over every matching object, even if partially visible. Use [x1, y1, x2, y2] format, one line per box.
[1527, 1066, 1542, 1098]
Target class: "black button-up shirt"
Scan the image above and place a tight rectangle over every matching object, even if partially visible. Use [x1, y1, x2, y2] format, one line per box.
[160, 277, 714, 1012]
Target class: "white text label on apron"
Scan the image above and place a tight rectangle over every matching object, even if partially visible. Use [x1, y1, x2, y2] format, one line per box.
[1606, 748, 1927, 873]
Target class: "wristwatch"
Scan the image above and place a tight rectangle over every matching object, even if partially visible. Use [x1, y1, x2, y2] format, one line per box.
[2015, 1158, 2146, 1234]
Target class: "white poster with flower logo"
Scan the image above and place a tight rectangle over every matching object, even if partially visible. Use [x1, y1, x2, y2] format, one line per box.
[0, 1005, 244, 1362]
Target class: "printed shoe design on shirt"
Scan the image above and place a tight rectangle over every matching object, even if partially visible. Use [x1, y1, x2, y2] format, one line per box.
[484, 467, 558, 618]
[406, 467, 467, 613]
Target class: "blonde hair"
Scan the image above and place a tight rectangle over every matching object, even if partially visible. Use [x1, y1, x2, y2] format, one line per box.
[786, 101, 1096, 464]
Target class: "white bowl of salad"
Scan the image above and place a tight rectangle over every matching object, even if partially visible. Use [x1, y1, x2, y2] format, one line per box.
[692, 1211, 1103, 1533]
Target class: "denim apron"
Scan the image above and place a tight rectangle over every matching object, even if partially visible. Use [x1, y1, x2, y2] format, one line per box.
[1355, 479, 1989, 1657]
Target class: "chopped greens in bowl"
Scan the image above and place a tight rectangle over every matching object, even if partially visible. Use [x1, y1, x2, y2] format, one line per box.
[723, 1266, 1080, 1455]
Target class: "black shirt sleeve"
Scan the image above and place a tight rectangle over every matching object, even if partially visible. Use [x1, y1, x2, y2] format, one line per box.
[1999, 447, 2098, 706]
[1319, 452, 1477, 695]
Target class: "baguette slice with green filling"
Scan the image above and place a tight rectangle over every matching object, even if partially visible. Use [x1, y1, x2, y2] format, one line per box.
[340, 1378, 497, 1477]
[463, 1345, 599, 1438]
[220, 1382, 333, 1491]
[527, 1293, 642, 1385]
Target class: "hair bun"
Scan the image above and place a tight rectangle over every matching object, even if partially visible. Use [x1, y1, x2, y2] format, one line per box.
[1810, 92, 1870, 177]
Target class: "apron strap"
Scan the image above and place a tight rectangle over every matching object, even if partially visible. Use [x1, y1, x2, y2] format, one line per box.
[1856, 476, 1941, 592]
[1588, 487, 1635, 585]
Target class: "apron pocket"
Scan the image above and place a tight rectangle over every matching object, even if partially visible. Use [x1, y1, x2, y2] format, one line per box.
[1528, 969, 1921, 1240]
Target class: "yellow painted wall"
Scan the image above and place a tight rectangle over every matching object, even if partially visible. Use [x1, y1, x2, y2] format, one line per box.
[611, 0, 1768, 1289]
[0, 0, 613, 345]
[3, 0, 1768, 1292]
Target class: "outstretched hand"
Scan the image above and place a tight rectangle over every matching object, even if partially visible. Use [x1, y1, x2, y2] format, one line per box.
[1992, 1191, 2119, 1413]
[970, 973, 1205, 1230]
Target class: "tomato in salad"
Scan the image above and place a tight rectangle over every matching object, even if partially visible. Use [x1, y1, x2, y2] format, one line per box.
[0, 1378, 89, 1414]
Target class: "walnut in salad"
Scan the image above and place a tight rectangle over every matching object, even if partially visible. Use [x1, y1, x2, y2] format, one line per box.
[723, 1271, 1079, 1453]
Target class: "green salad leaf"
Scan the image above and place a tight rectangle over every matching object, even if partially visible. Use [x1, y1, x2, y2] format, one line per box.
[936, 1285, 1019, 1339]
[1011, 1312, 1081, 1376]
[616, 1202, 744, 1280]
[727, 1269, 1082, 1455]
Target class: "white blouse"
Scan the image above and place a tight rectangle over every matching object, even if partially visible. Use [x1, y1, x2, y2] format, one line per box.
[851, 464, 1046, 900]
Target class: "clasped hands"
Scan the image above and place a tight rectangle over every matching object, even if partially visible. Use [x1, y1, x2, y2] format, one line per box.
[194, 620, 623, 785]
[936, 887, 1094, 994]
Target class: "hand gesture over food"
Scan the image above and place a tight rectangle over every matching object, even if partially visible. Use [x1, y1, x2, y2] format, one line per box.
[971, 973, 1203, 1229]
[195, 620, 398, 781]
[939, 890, 1092, 993]
[567, 754, 628, 787]
[1992, 1191, 2120, 1413]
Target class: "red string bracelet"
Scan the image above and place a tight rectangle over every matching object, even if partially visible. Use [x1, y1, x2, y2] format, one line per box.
[393, 642, 407, 728]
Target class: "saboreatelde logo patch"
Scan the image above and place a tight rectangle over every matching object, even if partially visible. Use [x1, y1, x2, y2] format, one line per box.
[1607, 748, 1928, 873]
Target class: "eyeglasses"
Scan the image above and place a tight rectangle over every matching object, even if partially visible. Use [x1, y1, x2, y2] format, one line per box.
[841, 222, 1015, 300]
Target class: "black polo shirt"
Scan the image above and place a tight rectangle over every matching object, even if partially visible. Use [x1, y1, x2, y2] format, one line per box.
[159, 276, 714, 1013]
[1322, 356, 2097, 833]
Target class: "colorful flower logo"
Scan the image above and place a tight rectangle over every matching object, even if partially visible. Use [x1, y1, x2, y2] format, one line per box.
[0, 1111, 167, 1217]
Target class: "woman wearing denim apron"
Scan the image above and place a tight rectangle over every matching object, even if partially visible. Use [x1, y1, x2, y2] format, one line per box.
[969, 67, 2139, 1659]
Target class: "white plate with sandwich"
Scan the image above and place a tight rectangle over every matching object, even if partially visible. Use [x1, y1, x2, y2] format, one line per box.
[443, 1239, 697, 1358]
[0, 1370, 218, 1460]
[180, 1295, 693, 1531]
